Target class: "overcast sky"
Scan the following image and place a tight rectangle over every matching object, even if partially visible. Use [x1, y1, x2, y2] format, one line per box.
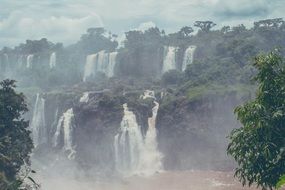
[0, 0, 284, 47]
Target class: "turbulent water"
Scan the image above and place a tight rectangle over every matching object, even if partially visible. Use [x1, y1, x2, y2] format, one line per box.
[114, 103, 144, 175]
[26, 54, 34, 68]
[49, 52, 56, 69]
[162, 46, 178, 73]
[30, 93, 47, 147]
[182, 46, 196, 71]
[114, 90, 162, 176]
[53, 108, 76, 159]
[83, 51, 118, 81]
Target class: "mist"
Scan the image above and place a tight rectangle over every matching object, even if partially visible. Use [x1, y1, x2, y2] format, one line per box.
[1, 1, 285, 190]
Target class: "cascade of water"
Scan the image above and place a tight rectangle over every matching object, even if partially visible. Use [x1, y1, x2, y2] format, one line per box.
[30, 93, 47, 147]
[49, 52, 56, 69]
[107, 52, 118, 77]
[83, 54, 98, 82]
[53, 108, 76, 159]
[79, 92, 89, 103]
[114, 104, 144, 175]
[26, 54, 34, 68]
[97, 51, 108, 72]
[162, 46, 178, 73]
[182, 46, 196, 71]
[114, 91, 163, 176]
[83, 51, 118, 81]
[139, 100, 163, 175]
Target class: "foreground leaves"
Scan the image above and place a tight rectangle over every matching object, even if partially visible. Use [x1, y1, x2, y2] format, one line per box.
[227, 50, 285, 189]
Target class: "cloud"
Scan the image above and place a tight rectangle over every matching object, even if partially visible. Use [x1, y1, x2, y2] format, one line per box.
[0, 0, 284, 47]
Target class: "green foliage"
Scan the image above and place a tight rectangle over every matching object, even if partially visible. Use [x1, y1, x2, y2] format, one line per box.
[277, 175, 285, 189]
[227, 51, 285, 189]
[162, 70, 183, 85]
[0, 79, 34, 189]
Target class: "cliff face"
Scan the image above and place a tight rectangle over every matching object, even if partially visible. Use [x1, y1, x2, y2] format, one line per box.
[30, 83, 250, 175]
[31, 88, 157, 175]
[157, 92, 248, 171]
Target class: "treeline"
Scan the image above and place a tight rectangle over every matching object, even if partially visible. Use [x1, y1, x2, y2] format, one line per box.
[0, 18, 285, 90]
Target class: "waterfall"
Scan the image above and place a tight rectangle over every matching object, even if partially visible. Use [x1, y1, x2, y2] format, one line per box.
[79, 92, 89, 103]
[30, 93, 47, 147]
[97, 51, 108, 72]
[182, 46, 196, 71]
[114, 104, 144, 175]
[114, 90, 163, 176]
[53, 108, 76, 159]
[107, 52, 118, 77]
[83, 54, 98, 82]
[162, 46, 178, 73]
[49, 52, 56, 69]
[26, 54, 34, 68]
[83, 51, 118, 81]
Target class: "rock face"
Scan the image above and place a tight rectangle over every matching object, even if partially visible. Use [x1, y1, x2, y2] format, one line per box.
[157, 93, 246, 171]
[29, 84, 249, 176]
[30, 88, 158, 175]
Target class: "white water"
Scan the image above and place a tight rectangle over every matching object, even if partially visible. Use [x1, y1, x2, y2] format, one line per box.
[79, 92, 89, 103]
[49, 52, 56, 69]
[114, 91, 163, 176]
[30, 93, 47, 147]
[139, 97, 162, 174]
[182, 46, 196, 71]
[53, 108, 76, 159]
[114, 103, 144, 175]
[107, 52, 118, 77]
[26, 54, 34, 68]
[83, 54, 98, 82]
[162, 46, 178, 73]
[83, 51, 118, 81]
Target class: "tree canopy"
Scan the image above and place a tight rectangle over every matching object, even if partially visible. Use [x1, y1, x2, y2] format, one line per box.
[0, 79, 34, 189]
[227, 51, 285, 189]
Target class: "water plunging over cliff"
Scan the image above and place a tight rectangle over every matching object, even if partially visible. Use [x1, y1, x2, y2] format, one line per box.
[83, 54, 97, 82]
[79, 92, 89, 103]
[53, 108, 76, 159]
[114, 91, 162, 176]
[114, 103, 144, 174]
[162, 46, 178, 73]
[139, 96, 162, 174]
[49, 52, 56, 69]
[107, 52, 118, 77]
[30, 93, 47, 147]
[26, 54, 34, 68]
[182, 46, 196, 71]
[83, 51, 118, 81]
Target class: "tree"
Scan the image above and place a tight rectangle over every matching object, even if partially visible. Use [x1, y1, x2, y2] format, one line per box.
[0, 79, 34, 189]
[87, 27, 105, 36]
[179, 26, 194, 37]
[254, 18, 285, 30]
[227, 51, 285, 189]
[194, 21, 216, 32]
